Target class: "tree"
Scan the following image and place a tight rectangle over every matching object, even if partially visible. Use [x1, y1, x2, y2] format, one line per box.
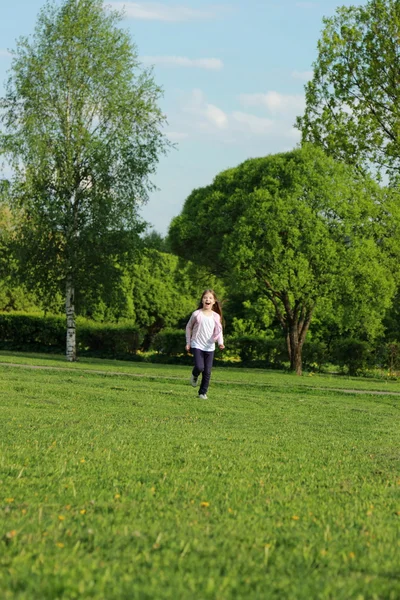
[130, 249, 223, 350]
[297, 0, 400, 183]
[0, 0, 169, 360]
[0, 182, 40, 312]
[169, 145, 398, 375]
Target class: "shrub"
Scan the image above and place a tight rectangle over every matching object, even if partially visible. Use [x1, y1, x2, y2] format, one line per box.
[77, 321, 142, 357]
[227, 335, 287, 366]
[152, 329, 185, 355]
[0, 313, 65, 352]
[0, 313, 142, 357]
[331, 339, 374, 376]
[302, 341, 329, 371]
[376, 341, 400, 374]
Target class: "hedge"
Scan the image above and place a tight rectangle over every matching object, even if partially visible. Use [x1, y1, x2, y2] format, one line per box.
[331, 338, 375, 376]
[0, 313, 142, 357]
[152, 330, 288, 367]
[2, 313, 398, 374]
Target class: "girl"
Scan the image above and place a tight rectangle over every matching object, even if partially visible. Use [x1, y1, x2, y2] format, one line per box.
[185, 289, 224, 399]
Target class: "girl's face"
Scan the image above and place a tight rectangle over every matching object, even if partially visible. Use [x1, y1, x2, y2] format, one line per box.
[202, 292, 215, 310]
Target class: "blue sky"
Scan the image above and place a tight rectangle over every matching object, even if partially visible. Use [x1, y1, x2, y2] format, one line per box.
[0, 0, 366, 234]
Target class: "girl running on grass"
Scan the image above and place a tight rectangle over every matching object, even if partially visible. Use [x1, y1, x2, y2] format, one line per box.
[185, 289, 225, 399]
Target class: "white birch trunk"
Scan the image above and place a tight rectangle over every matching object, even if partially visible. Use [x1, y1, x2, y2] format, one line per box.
[66, 274, 76, 361]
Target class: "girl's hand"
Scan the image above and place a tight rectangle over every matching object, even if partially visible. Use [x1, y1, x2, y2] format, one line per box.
[219, 344, 225, 350]
[185, 344, 190, 352]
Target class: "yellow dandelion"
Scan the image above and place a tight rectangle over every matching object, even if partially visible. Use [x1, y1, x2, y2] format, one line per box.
[6, 530, 17, 539]
[80, 459, 85, 463]
[292, 515, 300, 520]
[80, 509, 86, 515]
[114, 494, 121, 500]
[200, 501, 210, 508]
[56, 542, 64, 548]
[58, 515, 65, 521]
[228, 507, 234, 513]
[21, 509, 27, 515]
[5, 498, 14, 503]
[348, 552, 355, 559]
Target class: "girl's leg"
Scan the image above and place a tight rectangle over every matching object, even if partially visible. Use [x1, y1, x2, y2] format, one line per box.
[199, 351, 214, 395]
[192, 348, 204, 378]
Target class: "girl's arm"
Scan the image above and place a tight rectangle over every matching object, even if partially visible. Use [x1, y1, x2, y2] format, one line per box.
[185, 311, 196, 348]
[214, 314, 224, 348]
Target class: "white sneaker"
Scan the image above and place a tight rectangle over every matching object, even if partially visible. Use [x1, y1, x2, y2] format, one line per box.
[190, 374, 198, 387]
[198, 393, 208, 399]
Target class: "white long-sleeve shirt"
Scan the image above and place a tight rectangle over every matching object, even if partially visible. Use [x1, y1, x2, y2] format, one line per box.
[185, 309, 224, 351]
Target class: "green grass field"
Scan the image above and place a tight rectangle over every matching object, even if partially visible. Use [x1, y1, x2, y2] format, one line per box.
[1, 352, 399, 599]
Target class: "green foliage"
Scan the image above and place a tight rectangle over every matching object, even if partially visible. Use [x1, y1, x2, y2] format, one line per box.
[0, 313, 141, 356]
[298, 0, 400, 182]
[1, 357, 400, 599]
[331, 339, 375, 376]
[153, 329, 186, 356]
[225, 296, 276, 336]
[301, 341, 329, 371]
[0, 313, 65, 352]
[0, 0, 169, 355]
[227, 335, 287, 365]
[381, 341, 400, 373]
[77, 321, 141, 357]
[131, 250, 194, 331]
[129, 249, 224, 349]
[142, 230, 171, 253]
[169, 145, 397, 374]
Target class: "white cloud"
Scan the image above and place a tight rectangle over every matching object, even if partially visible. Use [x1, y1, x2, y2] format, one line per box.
[140, 56, 223, 70]
[231, 112, 273, 134]
[184, 89, 228, 130]
[291, 70, 313, 81]
[205, 104, 228, 129]
[171, 89, 303, 146]
[239, 91, 305, 116]
[107, 2, 218, 21]
[0, 49, 11, 57]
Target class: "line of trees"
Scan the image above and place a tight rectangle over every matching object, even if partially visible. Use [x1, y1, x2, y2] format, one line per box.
[2, 0, 400, 376]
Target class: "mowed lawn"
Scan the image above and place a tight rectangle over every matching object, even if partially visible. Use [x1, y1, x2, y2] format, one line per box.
[0, 353, 399, 599]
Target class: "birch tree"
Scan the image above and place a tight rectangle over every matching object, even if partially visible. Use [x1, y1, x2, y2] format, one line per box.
[297, 0, 400, 183]
[0, 0, 169, 360]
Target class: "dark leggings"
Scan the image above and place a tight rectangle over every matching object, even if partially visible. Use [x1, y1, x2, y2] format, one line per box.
[192, 348, 215, 395]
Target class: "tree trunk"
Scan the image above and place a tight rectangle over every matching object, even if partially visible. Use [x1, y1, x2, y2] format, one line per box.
[66, 274, 76, 361]
[286, 307, 314, 376]
[288, 324, 303, 375]
[141, 319, 164, 352]
[288, 333, 303, 375]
